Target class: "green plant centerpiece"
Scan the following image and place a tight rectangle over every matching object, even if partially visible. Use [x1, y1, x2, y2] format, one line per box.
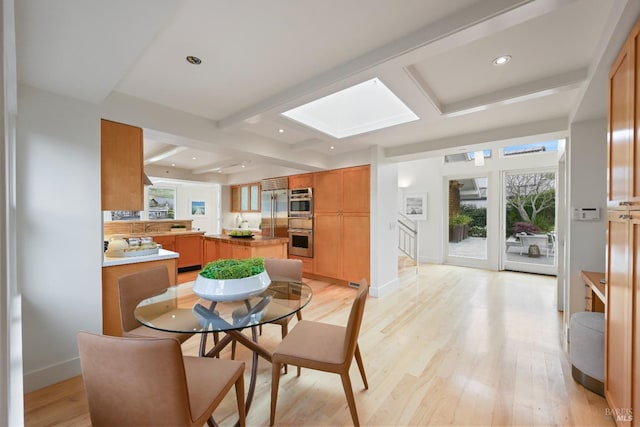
[193, 257, 271, 301]
[199, 257, 265, 280]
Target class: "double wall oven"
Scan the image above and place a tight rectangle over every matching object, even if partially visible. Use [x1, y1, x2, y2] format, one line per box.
[288, 188, 313, 257]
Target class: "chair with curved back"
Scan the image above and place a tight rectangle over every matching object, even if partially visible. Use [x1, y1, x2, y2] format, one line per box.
[231, 258, 304, 371]
[117, 266, 193, 343]
[261, 258, 304, 334]
[77, 332, 246, 427]
[270, 279, 370, 426]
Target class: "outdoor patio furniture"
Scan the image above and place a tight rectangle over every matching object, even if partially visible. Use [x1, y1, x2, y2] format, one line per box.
[519, 233, 550, 257]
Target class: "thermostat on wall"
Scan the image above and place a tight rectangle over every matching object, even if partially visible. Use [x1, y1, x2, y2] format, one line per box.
[572, 207, 600, 221]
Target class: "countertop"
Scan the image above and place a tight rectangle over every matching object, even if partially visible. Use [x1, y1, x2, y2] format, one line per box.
[204, 234, 288, 246]
[103, 248, 179, 267]
[109, 230, 206, 238]
[581, 270, 605, 304]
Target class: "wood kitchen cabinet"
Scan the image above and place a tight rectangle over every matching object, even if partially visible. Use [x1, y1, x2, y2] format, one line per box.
[151, 233, 203, 269]
[605, 18, 640, 426]
[203, 238, 219, 264]
[313, 165, 370, 284]
[288, 173, 313, 189]
[231, 182, 260, 212]
[175, 234, 203, 269]
[153, 235, 176, 252]
[101, 119, 144, 211]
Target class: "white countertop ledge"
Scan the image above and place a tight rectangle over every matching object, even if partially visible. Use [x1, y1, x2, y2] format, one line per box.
[103, 248, 179, 267]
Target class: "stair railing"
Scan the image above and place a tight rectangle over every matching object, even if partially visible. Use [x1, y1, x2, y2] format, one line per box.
[398, 212, 418, 267]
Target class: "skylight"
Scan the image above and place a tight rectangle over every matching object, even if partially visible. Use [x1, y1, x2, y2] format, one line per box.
[281, 78, 419, 139]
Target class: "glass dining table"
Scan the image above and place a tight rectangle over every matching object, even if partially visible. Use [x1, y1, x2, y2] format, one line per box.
[134, 279, 312, 414]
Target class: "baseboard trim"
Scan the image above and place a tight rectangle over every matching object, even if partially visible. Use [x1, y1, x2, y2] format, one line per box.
[23, 356, 81, 393]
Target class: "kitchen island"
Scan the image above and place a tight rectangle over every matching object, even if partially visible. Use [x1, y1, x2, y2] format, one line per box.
[203, 234, 288, 264]
[102, 248, 179, 336]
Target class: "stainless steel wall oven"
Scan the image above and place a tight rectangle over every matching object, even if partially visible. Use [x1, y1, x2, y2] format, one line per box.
[288, 199, 313, 257]
[288, 188, 312, 217]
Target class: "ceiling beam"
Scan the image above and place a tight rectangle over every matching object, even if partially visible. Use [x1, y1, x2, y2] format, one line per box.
[441, 68, 588, 117]
[384, 117, 568, 161]
[216, 0, 575, 129]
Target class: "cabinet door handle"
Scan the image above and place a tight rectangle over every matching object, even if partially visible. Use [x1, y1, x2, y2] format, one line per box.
[619, 214, 632, 220]
[619, 201, 632, 206]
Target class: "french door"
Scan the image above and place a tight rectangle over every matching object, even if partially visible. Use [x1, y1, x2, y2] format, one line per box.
[501, 169, 557, 275]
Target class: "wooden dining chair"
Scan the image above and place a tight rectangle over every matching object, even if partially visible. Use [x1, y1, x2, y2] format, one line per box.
[270, 279, 369, 426]
[231, 258, 304, 370]
[77, 332, 246, 427]
[117, 266, 194, 343]
[261, 258, 304, 334]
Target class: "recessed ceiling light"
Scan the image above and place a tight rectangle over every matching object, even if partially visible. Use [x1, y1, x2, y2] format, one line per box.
[192, 157, 196, 160]
[186, 55, 202, 65]
[278, 128, 285, 133]
[241, 164, 246, 168]
[282, 77, 419, 139]
[330, 146, 335, 150]
[492, 55, 511, 66]
[171, 163, 175, 167]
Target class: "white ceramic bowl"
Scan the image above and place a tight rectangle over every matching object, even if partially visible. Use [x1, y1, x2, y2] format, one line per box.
[193, 270, 271, 302]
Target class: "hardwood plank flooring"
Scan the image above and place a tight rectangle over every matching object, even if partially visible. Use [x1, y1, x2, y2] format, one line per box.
[24, 264, 614, 426]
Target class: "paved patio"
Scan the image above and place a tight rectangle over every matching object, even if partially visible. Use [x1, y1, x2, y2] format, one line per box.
[448, 237, 556, 266]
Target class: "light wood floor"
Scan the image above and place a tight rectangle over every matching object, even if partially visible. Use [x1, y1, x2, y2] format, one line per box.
[24, 264, 614, 426]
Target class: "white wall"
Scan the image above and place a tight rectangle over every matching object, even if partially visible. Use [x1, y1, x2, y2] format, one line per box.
[398, 157, 444, 264]
[370, 147, 399, 297]
[566, 119, 607, 323]
[17, 85, 102, 392]
[172, 183, 220, 234]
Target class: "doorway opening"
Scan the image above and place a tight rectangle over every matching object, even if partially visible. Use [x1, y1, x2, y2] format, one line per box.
[447, 176, 488, 262]
[502, 169, 557, 275]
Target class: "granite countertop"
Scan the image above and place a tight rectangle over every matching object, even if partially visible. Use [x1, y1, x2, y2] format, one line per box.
[204, 234, 288, 246]
[103, 248, 179, 267]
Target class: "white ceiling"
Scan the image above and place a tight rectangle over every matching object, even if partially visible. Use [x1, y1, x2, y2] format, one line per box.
[15, 0, 640, 181]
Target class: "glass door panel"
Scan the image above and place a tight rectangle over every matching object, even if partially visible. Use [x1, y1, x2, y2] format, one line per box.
[447, 176, 488, 261]
[503, 170, 557, 275]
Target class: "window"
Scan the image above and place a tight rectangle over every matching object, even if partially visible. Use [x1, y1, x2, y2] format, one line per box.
[231, 183, 260, 212]
[503, 141, 558, 157]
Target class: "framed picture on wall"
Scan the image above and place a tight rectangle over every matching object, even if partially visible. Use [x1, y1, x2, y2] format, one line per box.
[403, 192, 427, 220]
[191, 200, 206, 216]
[148, 187, 176, 220]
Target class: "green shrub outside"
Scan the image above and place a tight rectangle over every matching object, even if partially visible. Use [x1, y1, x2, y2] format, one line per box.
[469, 226, 487, 237]
[460, 204, 486, 229]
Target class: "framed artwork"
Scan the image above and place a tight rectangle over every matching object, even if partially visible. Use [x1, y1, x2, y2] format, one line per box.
[191, 200, 206, 216]
[148, 187, 176, 220]
[403, 192, 427, 220]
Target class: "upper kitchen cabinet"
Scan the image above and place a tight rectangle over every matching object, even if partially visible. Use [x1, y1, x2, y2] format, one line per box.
[288, 173, 314, 190]
[608, 23, 640, 211]
[231, 182, 260, 212]
[101, 119, 144, 211]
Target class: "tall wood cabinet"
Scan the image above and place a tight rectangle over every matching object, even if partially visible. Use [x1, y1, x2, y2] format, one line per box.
[101, 119, 144, 211]
[313, 165, 370, 284]
[606, 18, 640, 427]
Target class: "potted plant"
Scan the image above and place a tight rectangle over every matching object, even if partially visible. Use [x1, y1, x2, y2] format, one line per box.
[193, 257, 271, 301]
[449, 214, 472, 242]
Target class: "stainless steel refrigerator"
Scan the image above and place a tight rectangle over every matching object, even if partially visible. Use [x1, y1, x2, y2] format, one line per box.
[261, 177, 288, 238]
